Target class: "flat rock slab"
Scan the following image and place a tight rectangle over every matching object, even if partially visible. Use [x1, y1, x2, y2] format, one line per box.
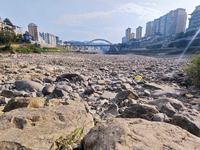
[15, 80, 44, 92]
[83, 118, 200, 150]
[148, 97, 184, 110]
[101, 91, 117, 100]
[57, 73, 85, 81]
[0, 103, 93, 150]
[143, 82, 164, 90]
[152, 89, 181, 97]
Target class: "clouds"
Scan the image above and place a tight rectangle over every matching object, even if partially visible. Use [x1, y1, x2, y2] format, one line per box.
[71, 29, 97, 36]
[53, 2, 160, 26]
[53, 11, 111, 26]
[114, 3, 160, 20]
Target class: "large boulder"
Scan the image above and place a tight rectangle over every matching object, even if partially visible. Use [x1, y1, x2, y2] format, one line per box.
[172, 108, 200, 137]
[83, 118, 200, 150]
[114, 90, 138, 104]
[122, 104, 159, 120]
[15, 80, 44, 92]
[57, 73, 85, 82]
[3, 97, 45, 112]
[56, 85, 73, 92]
[42, 85, 54, 95]
[0, 90, 13, 98]
[44, 76, 56, 83]
[104, 103, 119, 116]
[0, 102, 93, 150]
[148, 98, 185, 117]
[51, 87, 68, 98]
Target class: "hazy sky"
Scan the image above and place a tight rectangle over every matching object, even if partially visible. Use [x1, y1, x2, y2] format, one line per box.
[0, 0, 199, 43]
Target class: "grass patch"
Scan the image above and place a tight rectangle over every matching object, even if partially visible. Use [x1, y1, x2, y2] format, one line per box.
[0, 44, 96, 54]
[182, 52, 200, 88]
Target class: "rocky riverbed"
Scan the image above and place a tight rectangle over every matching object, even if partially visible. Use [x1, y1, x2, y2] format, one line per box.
[0, 53, 200, 150]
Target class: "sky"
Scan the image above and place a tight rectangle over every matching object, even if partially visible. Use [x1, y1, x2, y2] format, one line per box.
[0, 0, 200, 43]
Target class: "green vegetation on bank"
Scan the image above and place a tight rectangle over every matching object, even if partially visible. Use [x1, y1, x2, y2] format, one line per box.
[183, 52, 200, 88]
[0, 44, 69, 53]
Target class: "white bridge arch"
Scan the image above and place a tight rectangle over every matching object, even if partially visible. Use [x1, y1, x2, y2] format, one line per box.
[86, 39, 119, 51]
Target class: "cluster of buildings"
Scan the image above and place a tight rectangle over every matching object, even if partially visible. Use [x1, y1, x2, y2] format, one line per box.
[0, 16, 63, 47]
[145, 8, 187, 38]
[122, 26, 142, 43]
[0, 17, 23, 35]
[26, 23, 63, 47]
[122, 5, 200, 46]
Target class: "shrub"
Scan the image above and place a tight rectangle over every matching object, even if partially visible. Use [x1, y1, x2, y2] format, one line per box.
[183, 52, 200, 88]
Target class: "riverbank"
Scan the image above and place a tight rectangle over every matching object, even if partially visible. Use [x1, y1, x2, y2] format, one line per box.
[106, 47, 199, 58]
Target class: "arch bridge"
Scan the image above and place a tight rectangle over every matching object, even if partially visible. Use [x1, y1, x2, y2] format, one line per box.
[65, 39, 119, 51]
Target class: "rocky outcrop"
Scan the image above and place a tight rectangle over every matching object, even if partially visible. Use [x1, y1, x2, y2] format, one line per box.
[0, 102, 93, 150]
[172, 108, 200, 137]
[83, 118, 200, 150]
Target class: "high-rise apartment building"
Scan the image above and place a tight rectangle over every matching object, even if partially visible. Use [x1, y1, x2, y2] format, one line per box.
[56, 36, 59, 45]
[145, 21, 154, 37]
[175, 8, 187, 34]
[165, 8, 187, 37]
[153, 19, 160, 33]
[159, 15, 167, 35]
[44, 33, 56, 46]
[136, 26, 142, 39]
[39, 32, 45, 40]
[126, 28, 131, 42]
[131, 33, 135, 39]
[28, 23, 39, 41]
[165, 11, 174, 37]
[122, 37, 126, 43]
[187, 5, 200, 32]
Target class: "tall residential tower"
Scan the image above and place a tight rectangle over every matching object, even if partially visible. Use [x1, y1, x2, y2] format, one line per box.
[126, 28, 131, 42]
[187, 5, 200, 32]
[136, 26, 142, 39]
[28, 23, 39, 41]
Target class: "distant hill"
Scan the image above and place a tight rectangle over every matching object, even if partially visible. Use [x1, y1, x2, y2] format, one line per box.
[64, 40, 110, 45]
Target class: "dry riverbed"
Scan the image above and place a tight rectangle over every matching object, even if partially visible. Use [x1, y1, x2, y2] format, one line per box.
[0, 53, 200, 150]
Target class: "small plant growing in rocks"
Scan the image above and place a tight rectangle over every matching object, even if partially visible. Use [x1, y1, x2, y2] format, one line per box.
[182, 52, 200, 88]
[55, 117, 91, 150]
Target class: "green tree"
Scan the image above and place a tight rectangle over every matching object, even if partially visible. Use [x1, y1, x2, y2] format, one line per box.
[3, 18, 13, 26]
[3, 30, 14, 44]
[3, 26, 13, 32]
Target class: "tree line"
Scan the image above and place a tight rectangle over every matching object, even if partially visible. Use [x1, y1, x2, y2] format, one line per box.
[0, 18, 24, 50]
